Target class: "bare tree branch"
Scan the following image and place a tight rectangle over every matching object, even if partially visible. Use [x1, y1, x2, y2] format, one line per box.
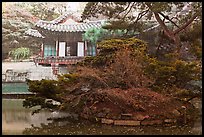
[173, 12, 199, 35]
[136, 9, 149, 22]
[122, 2, 136, 19]
[158, 12, 180, 29]
[114, 2, 131, 19]
[154, 12, 174, 38]
[145, 2, 172, 37]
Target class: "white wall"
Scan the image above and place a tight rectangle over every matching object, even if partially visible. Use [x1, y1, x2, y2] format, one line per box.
[77, 42, 84, 56]
[59, 42, 66, 57]
[2, 62, 68, 82]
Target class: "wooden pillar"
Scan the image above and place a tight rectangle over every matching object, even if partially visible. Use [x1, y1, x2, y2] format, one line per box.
[84, 41, 87, 56]
[41, 43, 44, 57]
[56, 40, 59, 56]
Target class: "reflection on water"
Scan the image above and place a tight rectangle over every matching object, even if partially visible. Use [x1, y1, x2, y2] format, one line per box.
[2, 99, 202, 135]
[2, 99, 54, 135]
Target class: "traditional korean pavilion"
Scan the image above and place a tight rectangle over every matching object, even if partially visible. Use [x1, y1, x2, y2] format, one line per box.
[26, 12, 105, 66]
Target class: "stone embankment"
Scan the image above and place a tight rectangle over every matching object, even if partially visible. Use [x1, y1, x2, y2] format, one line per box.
[99, 97, 202, 127]
[2, 62, 68, 82]
[67, 88, 196, 127]
[99, 108, 183, 126]
[101, 117, 177, 126]
[99, 109, 181, 126]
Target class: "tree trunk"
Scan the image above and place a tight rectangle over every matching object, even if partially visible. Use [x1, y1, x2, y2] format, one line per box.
[145, 3, 200, 60]
[154, 12, 181, 58]
[173, 34, 181, 58]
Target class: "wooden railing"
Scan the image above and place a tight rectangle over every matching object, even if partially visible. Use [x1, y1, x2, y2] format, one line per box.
[34, 56, 85, 65]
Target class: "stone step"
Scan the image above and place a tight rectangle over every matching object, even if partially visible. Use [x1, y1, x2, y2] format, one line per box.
[121, 113, 133, 120]
[101, 118, 114, 124]
[114, 120, 140, 126]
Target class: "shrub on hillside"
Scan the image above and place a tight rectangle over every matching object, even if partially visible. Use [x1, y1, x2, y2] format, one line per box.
[9, 47, 31, 61]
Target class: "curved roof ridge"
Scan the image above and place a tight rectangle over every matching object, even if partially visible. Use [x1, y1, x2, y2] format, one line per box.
[35, 21, 104, 33]
[50, 12, 81, 24]
[25, 29, 44, 38]
[35, 12, 82, 27]
[36, 18, 105, 26]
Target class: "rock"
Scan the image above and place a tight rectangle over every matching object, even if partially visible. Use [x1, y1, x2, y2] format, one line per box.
[45, 99, 61, 106]
[96, 112, 106, 118]
[81, 85, 90, 92]
[171, 109, 181, 117]
[132, 114, 147, 121]
[101, 118, 114, 124]
[164, 119, 177, 123]
[114, 120, 140, 126]
[189, 98, 202, 110]
[141, 119, 163, 126]
[121, 113, 132, 117]
[121, 113, 133, 120]
[164, 123, 173, 126]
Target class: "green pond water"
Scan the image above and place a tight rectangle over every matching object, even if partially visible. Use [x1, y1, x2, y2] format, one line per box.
[2, 82, 29, 93]
[2, 84, 202, 135]
[2, 99, 202, 135]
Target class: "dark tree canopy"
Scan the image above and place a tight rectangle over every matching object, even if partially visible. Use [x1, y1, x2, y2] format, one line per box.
[82, 2, 202, 58]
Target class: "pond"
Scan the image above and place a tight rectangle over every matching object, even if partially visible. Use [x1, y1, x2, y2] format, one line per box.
[2, 82, 29, 93]
[2, 99, 202, 135]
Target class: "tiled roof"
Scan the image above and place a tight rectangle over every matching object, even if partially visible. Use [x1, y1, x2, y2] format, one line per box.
[50, 12, 81, 24]
[34, 11, 105, 32]
[25, 12, 106, 38]
[35, 20, 105, 32]
[25, 29, 44, 38]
